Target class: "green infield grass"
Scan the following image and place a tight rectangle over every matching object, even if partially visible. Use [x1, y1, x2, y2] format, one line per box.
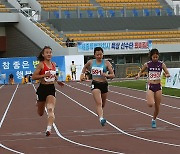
[109, 80, 180, 97]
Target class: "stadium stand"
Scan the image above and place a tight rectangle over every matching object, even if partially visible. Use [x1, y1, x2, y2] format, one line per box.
[0, 1, 9, 12]
[37, 0, 172, 18]
[64, 30, 180, 44]
[96, 0, 163, 10]
[36, 22, 64, 45]
[38, 0, 95, 11]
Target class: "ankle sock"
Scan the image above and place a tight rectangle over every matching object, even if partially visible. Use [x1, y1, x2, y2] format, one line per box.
[99, 117, 104, 122]
[46, 126, 52, 131]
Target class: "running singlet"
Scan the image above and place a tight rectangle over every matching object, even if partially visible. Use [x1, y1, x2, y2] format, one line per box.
[91, 59, 107, 78]
[147, 60, 163, 80]
[40, 62, 56, 82]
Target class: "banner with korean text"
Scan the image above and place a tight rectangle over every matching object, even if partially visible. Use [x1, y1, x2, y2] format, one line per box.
[77, 40, 152, 53]
[0, 56, 65, 84]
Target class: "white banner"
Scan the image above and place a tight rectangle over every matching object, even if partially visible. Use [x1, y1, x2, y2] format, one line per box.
[64, 55, 84, 81]
[162, 68, 180, 89]
[77, 40, 152, 53]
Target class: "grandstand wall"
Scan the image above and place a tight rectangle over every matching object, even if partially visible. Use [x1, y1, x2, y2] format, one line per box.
[0, 25, 41, 58]
[0, 13, 19, 22]
[0, 27, 6, 52]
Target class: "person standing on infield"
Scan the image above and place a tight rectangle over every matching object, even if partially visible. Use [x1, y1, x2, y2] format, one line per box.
[70, 61, 76, 80]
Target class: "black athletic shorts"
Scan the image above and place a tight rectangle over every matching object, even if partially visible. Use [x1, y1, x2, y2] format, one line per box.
[91, 80, 108, 94]
[147, 83, 162, 93]
[36, 84, 56, 101]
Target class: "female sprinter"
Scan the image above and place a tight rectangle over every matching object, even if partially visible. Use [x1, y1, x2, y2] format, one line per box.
[32, 46, 64, 136]
[136, 48, 170, 128]
[80, 47, 115, 126]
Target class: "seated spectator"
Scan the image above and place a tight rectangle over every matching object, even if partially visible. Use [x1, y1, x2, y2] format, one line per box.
[70, 39, 75, 47]
[66, 38, 76, 47]
[22, 75, 28, 84]
[9, 73, 15, 85]
[66, 37, 71, 47]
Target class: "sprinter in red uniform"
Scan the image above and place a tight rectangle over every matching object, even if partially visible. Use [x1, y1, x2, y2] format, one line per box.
[32, 46, 64, 136]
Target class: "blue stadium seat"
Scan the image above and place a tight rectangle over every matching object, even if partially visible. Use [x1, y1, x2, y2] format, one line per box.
[144, 9, 150, 16]
[64, 10, 71, 18]
[53, 11, 59, 18]
[132, 9, 138, 16]
[80, 12, 83, 18]
[155, 8, 161, 16]
[97, 9, 104, 18]
[166, 8, 173, 16]
[87, 10, 93, 18]
[120, 9, 125, 17]
[109, 10, 115, 17]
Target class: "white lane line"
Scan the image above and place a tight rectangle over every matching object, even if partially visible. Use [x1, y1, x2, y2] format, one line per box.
[0, 84, 25, 154]
[63, 84, 180, 147]
[79, 82, 180, 110]
[107, 99, 180, 128]
[71, 83, 180, 128]
[58, 85, 180, 147]
[0, 85, 4, 89]
[109, 89, 180, 110]
[53, 122, 123, 154]
[32, 84, 123, 154]
[0, 84, 19, 128]
[0, 143, 24, 154]
[56, 87, 180, 147]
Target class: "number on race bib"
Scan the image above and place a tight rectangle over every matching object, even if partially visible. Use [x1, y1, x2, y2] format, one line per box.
[149, 71, 161, 80]
[91, 67, 103, 76]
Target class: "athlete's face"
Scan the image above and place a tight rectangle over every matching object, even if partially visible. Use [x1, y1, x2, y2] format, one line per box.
[94, 50, 103, 61]
[151, 53, 159, 62]
[42, 48, 52, 61]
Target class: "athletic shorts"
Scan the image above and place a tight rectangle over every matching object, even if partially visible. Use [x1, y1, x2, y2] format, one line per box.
[91, 80, 108, 94]
[36, 84, 56, 101]
[147, 83, 162, 92]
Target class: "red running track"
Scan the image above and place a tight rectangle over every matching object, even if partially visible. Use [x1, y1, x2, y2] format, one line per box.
[0, 81, 179, 154]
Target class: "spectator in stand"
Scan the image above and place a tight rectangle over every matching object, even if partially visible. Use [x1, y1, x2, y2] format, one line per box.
[66, 37, 71, 47]
[70, 39, 75, 47]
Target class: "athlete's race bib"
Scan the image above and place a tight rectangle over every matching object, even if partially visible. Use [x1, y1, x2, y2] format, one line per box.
[91, 67, 103, 76]
[44, 70, 56, 82]
[148, 71, 161, 80]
